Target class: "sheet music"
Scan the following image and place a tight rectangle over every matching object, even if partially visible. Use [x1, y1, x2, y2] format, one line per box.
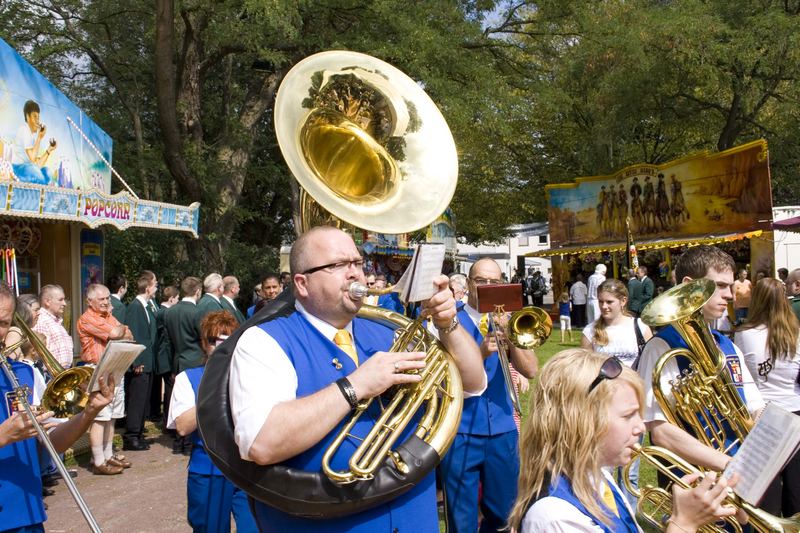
[86, 341, 145, 392]
[723, 403, 800, 505]
[392, 243, 445, 303]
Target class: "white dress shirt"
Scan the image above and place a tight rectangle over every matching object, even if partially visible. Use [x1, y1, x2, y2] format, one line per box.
[167, 370, 195, 430]
[230, 301, 485, 461]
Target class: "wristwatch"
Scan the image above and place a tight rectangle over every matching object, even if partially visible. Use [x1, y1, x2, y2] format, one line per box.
[436, 316, 460, 335]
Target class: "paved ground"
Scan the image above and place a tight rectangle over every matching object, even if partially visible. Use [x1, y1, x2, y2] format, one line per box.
[44, 431, 192, 533]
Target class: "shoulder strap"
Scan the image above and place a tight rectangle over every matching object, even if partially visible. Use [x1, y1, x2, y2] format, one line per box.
[631, 318, 647, 371]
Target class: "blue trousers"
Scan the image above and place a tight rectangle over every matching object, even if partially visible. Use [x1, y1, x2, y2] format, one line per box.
[187, 473, 257, 533]
[440, 431, 519, 533]
[2, 526, 44, 533]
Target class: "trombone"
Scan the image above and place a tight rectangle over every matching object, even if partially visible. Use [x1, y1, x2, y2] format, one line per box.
[0, 337, 102, 532]
[480, 306, 552, 414]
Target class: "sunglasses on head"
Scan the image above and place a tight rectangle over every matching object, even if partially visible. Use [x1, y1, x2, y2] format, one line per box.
[587, 356, 623, 394]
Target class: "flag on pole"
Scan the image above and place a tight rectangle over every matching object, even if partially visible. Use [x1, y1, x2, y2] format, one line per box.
[626, 218, 639, 271]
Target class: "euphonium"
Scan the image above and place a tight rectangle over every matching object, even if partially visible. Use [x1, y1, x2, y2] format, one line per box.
[14, 313, 93, 418]
[623, 444, 800, 533]
[321, 283, 462, 484]
[641, 279, 752, 453]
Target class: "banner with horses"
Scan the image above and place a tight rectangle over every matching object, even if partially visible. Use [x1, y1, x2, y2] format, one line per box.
[546, 140, 772, 248]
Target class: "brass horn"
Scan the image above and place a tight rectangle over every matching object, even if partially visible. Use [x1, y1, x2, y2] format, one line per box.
[640, 279, 752, 453]
[322, 291, 462, 483]
[623, 444, 800, 532]
[14, 312, 93, 418]
[275, 50, 458, 235]
[231, 50, 464, 516]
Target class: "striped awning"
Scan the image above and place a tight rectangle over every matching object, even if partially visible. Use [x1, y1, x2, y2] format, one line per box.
[526, 230, 763, 258]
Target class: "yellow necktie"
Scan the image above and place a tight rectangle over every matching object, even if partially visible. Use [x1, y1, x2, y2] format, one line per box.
[334, 330, 359, 367]
[601, 480, 619, 517]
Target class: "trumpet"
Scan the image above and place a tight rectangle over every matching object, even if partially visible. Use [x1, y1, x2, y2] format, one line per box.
[623, 444, 800, 532]
[0, 337, 102, 532]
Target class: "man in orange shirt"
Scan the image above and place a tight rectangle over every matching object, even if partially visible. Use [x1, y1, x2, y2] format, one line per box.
[77, 283, 134, 474]
[732, 268, 752, 325]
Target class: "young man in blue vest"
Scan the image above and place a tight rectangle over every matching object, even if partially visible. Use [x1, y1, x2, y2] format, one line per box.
[229, 226, 487, 533]
[0, 283, 116, 532]
[440, 258, 539, 533]
[636, 245, 773, 509]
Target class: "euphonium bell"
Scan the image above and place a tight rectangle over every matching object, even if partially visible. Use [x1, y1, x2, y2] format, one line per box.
[624, 444, 800, 532]
[13, 313, 93, 418]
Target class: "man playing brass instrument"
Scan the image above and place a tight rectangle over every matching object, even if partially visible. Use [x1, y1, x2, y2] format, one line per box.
[229, 226, 487, 532]
[440, 258, 538, 533]
[636, 245, 779, 513]
[0, 284, 116, 531]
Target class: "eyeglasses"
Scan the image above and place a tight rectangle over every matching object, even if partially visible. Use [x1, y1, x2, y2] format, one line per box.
[470, 277, 502, 286]
[302, 258, 365, 275]
[587, 356, 623, 394]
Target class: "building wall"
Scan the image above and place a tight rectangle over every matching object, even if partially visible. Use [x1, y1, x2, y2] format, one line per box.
[774, 206, 800, 272]
[456, 233, 552, 279]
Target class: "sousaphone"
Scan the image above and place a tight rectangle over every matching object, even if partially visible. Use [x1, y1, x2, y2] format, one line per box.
[197, 50, 462, 519]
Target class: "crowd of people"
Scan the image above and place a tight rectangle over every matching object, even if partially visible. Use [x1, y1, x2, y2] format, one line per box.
[2, 232, 799, 533]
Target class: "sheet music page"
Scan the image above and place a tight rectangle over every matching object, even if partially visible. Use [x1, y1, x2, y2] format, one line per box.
[87, 341, 145, 392]
[391, 243, 445, 303]
[723, 403, 800, 505]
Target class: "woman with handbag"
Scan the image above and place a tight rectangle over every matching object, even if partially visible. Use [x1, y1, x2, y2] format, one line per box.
[581, 279, 652, 505]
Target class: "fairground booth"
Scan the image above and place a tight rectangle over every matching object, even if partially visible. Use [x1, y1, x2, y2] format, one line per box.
[529, 140, 775, 297]
[0, 39, 199, 341]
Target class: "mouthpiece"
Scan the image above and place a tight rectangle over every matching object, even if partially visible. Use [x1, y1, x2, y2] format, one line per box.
[348, 282, 370, 299]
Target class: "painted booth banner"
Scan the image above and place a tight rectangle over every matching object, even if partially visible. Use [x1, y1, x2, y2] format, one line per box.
[0, 39, 112, 192]
[546, 140, 772, 248]
[0, 184, 199, 236]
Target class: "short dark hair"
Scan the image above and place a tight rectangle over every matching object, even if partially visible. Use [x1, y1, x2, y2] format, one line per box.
[161, 285, 179, 302]
[261, 273, 280, 286]
[674, 245, 735, 282]
[23, 100, 40, 120]
[180, 276, 202, 298]
[638, 265, 648, 275]
[136, 270, 156, 294]
[107, 274, 127, 295]
[0, 284, 17, 310]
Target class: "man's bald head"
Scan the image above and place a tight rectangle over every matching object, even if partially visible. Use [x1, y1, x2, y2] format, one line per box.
[786, 268, 800, 296]
[290, 226, 346, 275]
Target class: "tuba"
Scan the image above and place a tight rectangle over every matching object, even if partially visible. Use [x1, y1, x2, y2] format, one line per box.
[623, 444, 800, 532]
[641, 279, 752, 453]
[14, 313, 93, 418]
[197, 50, 462, 518]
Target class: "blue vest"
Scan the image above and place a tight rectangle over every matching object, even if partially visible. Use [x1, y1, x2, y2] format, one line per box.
[456, 307, 517, 436]
[544, 474, 638, 533]
[0, 362, 46, 530]
[657, 325, 746, 454]
[185, 366, 221, 476]
[251, 312, 438, 533]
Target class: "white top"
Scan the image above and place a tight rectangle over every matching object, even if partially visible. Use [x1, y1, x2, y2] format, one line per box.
[230, 301, 484, 461]
[521, 470, 642, 533]
[734, 326, 800, 412]
[570, 282, 588, 305]
[17, 359, 46, 406]
[166, 370, 194, 429]
[637, 336, 765, 423]
[223, 295, 236, 308]
[582, 317, 644, 367]
[587, 274, 605, 302]
[13, 124, 36, 165]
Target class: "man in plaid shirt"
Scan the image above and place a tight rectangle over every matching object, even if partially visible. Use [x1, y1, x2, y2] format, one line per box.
[33, 284, 74, 368]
